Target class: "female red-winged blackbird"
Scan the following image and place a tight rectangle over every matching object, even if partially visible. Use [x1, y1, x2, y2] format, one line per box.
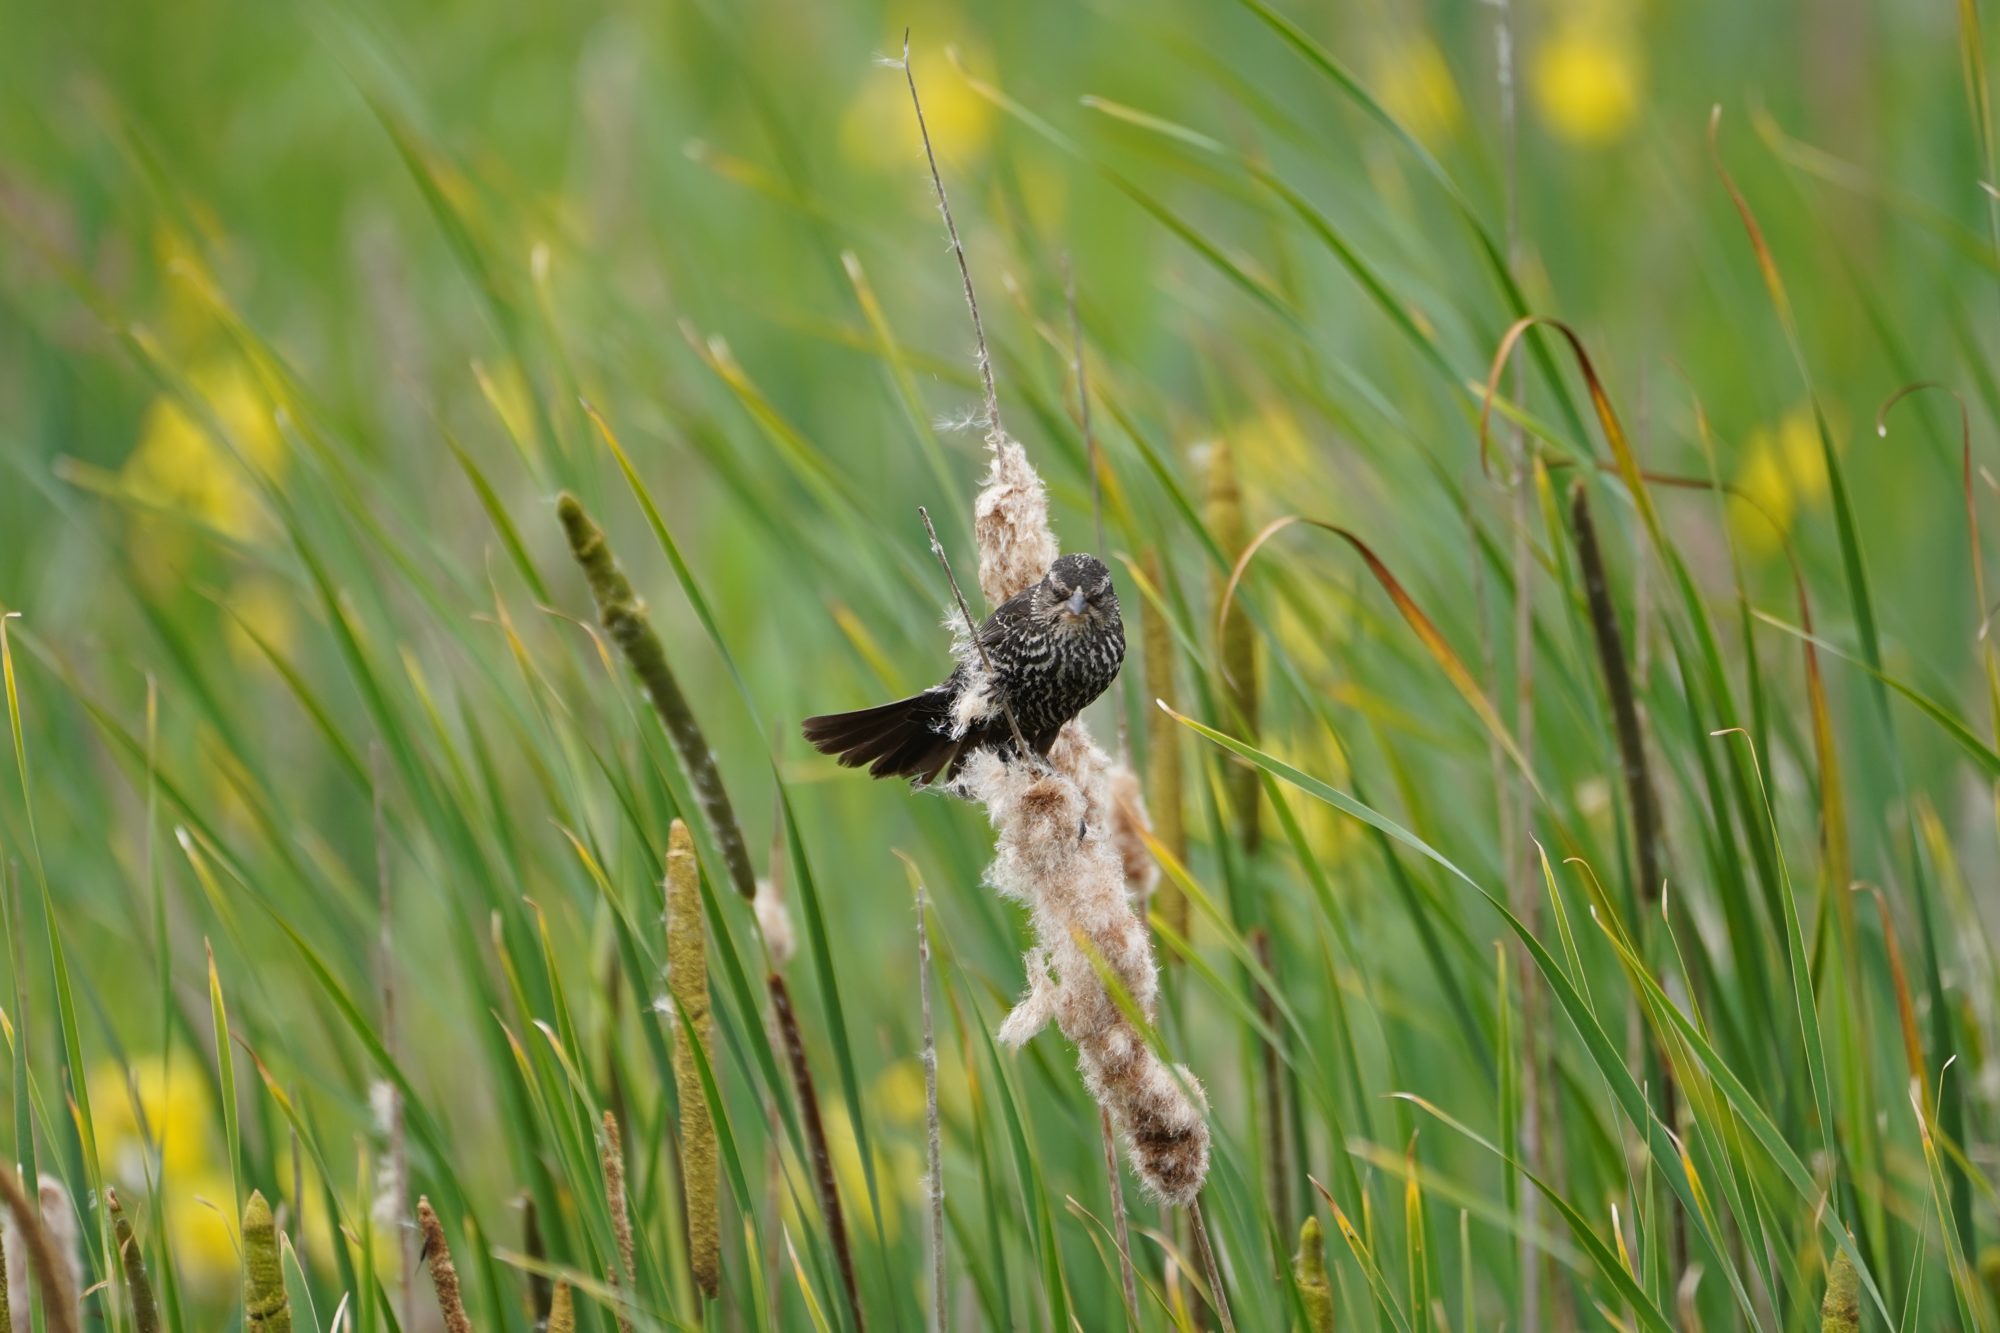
[802, 553, 1125, 786]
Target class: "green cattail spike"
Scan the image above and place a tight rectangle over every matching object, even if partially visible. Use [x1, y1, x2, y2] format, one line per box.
[1141, 549, 1187, 945]
[546, 1281, 575, 1333]
[1204, 440, 1259, 855]
[557, 493, 758, 903]
[1819, 1248, 1858, 1332]
[1293, 1215, 1334, 1333]
[243, 1191, 291, 1333]
[667, 819, 721, 1299]
[108, 1191, 161, 1333]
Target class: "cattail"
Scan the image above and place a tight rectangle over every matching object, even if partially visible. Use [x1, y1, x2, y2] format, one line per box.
[1204, 439, 1259, 855]
[1140, 551, 1188, 942]
[968, 735, 1210, 1205]
[521, 1194, 550, 1326]
[1108, 765, 1158, 906]
[905, 23, 1207, 1210]
[417, 1197, 473, 1333]
[666, 819, 721, 1299]
[599, 1113, 636, 1333]
[770, 973, 863, 1329]
[558, 494, 758, 903]
[1293, 1216, 1334, 1333]
[974, 435, 1061, 609]
[243, 1191, 291, 1333]
[0, 1213, 9, 1333]
[0, 1171, 75, 1333]
[546, 1281, 575, 1333]
[1819, 1247, 1858, 1332]
[108, 1192, 161, 1333]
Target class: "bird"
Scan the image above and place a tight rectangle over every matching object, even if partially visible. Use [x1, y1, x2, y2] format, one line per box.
[802, 553, 1125, 786]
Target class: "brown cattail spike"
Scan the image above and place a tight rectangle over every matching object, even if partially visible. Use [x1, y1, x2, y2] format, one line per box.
[416, 1198, 473, 1333]
[667, 820, 721, 1299]
[599, 1113, 636, 1333]
[108, 1192, 161, 1333]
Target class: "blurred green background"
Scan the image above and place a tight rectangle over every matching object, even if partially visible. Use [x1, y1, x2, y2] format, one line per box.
[5, 0, 2000, 1326]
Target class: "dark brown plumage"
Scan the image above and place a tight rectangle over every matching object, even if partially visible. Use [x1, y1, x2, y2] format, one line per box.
[803, 553, 1125, 785]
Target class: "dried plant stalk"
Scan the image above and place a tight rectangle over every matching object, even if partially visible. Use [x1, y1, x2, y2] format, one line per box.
[916, 880, 948, 1332]
[770, 972, 863, 1329]
[0, 1171, 75, 1333]
[599, 1112, 637, 1333]
[666, 819, 721, 1299]
[558, 494, 757, 901]
[243, 1191, 291, 1333]
[417, 1197, 473, 1333]
[1204, 440, 1259, 854]
[1293, 1216, 1334, 1333]
[108, 1192, 161, 1333]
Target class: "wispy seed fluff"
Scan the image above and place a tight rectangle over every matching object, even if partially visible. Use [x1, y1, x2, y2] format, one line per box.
[960, 438, 1206, 1206]
[974, 435, 1060, 609]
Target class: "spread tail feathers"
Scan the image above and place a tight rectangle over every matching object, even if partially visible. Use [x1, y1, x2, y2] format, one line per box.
[802, 690, 968, 785]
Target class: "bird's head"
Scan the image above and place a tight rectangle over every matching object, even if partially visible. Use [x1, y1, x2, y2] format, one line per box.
[1039, 553, 1119, 630]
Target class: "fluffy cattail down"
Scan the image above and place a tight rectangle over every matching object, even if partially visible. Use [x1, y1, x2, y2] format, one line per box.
[0, 1173, 77, 1333]
[974, 435, 1060, 609]
[1108, 763, 1158, 906]
[967, 738, 1210, 1205]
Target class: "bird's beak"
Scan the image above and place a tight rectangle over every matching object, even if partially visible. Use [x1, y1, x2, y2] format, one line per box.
[1064, 587, 1088, 617]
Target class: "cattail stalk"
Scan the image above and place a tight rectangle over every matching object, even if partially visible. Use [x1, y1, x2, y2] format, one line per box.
[1569, 481, 1685, 1279]
[521, 1194, 550, 1326]
[599, 1112, 637, 1333]
[666, 819, 721, 1300]
[108, 1192, 160, 1333]
[243, 1191, 291, 1333]
[1294, 1216, 1334, 1333]
[1205, 440, 1259, 855]
[770, 973, 863, 1330]
[0, 1171, 75, 1333]
[417, 1197, 473, 1333]
[1098, 1108, 1140, 1328]
[1140, 551, 1188, 944]
[916, 880, 948, 1332]
[558, 494, 757, 901]
[1189, 1198, 1235, 1333]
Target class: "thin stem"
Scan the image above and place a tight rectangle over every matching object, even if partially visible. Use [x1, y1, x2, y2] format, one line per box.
[1099, 1109, 1140, 1328]
[1188, 1197, 1235, 1333]
[918, 505, 1033, 758]
[903, 33, 1000, 442]
[917, 882, 948, 1333]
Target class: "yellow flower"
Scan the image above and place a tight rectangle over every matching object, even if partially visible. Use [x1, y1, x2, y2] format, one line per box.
[1531, 22, 1643, 146]
[839, 48, 993, 174]
[1733, 406, 1828, 554]
[88, 1052, 212, 1181]
[1371, 34, 1463, 148]
[122, 359, 284, 541]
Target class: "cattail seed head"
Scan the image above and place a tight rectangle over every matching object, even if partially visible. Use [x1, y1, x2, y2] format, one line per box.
[1204, 440, 1259, 853]
[1294, 1216, 1334, 1333]
[416, 1197, 473, 1333]
[666, 820, 721, 1299]
[243, 1191, 291, 1333]
[1819, 1247, 1858, 1332]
